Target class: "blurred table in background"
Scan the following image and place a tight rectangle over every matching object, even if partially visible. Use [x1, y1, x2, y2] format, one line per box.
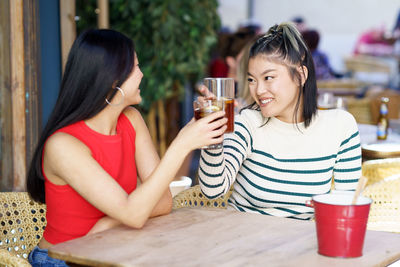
[317, 79, 366, 97]
[344, 55, 399, 88]
[358, 123, 400, 160]
[317, 88, 400, 125]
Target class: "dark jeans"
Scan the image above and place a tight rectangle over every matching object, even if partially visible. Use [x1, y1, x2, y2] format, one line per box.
[28, 246, 69, 267]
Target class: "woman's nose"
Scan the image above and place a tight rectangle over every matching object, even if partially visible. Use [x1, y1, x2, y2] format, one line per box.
[256, 83, 267, 95]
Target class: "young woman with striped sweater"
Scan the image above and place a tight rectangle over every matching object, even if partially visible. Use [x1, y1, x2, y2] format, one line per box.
[198, 22, 361, 220]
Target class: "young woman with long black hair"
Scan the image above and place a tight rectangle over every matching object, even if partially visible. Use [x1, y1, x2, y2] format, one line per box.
[27, 29, 227, 266]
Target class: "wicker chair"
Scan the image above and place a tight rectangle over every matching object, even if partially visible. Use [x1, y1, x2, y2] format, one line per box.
[347, 97, 373, 125]
[173, 185, 232, 210]
[0, 192, 46, 266]
[362, 158, 400, 186]
[363, 174, 400, 233]
[344, 55, 392, 74]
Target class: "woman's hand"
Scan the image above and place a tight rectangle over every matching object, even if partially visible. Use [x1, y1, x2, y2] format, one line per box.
[174, 111, 227, 153]
[197, 84, 215, 100]
[197, 84, 239, 107]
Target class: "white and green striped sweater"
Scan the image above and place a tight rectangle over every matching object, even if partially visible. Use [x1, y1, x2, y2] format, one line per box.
[198, 108, 361, 220]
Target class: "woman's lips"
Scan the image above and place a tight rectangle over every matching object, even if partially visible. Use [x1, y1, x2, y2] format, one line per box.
[259, 98, 273, 107]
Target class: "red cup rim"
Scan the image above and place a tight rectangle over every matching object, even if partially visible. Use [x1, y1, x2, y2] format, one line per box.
[312, 193, 372, 206]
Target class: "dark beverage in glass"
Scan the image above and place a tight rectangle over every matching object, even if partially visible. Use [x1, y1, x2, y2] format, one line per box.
[224, 98, 234, 133]
[194, 104, 221, 119]
[194, 108, 201, 120]
[203, 78, 235, 133]
[193, 100, 223, 149]
[194, 100, 222, 119]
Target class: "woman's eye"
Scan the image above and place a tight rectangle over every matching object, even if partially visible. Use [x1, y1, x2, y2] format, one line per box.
[265, 76, 272, 80]
[247, 78, 254, 83]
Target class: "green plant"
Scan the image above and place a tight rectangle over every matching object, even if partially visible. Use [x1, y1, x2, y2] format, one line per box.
[77, 0, 221, 112]
[111, 0, 220, 111]
[76, 0, 97, 32]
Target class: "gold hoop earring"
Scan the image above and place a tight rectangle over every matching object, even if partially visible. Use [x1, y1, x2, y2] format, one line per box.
[105, 87, 125, 106]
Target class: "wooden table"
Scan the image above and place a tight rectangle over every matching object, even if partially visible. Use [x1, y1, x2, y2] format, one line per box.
[48, 208, 400, 267]
[317, 79, 366, 97]
[318, 87, 364, 97]
[358, 123, 400, 160]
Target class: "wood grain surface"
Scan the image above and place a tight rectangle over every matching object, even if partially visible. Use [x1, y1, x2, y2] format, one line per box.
[49, 208, 400, 267]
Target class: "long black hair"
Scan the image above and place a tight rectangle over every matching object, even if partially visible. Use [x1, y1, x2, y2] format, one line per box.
[27, 29, 136, 203]
[247, 22, 317, 127]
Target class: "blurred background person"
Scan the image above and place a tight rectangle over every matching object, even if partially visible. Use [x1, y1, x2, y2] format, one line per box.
[391, 9, 400, 56]
[291, 16, 308, 33]
[208, 27, 258, 82]
[353, 27, 394, 56]
[224, 29, 256, 81]
[208, 28, 232, 78]
[236, 35, 260, 110]
[238, 19, 263, 35]
[302, 29, 338, 80]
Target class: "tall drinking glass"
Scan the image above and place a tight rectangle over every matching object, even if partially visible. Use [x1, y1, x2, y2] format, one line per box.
[203, 78, 235, 133]
[193, 99, 224, 149]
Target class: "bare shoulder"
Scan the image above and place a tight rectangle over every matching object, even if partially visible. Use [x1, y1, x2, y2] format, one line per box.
[44, 132, 91, 159]
[123, 106, 141, 119]
[43, 132, 92, 183]
[122, 106, 147, 131]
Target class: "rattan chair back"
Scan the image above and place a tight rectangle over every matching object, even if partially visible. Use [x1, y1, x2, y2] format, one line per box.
[344, 55, 391, 74]
[0, 192, 46, 262]
[347, 97, 373, 125]
[363, 174, 400, 233]
[362, 158, 400, 186]
[0, 248, 31, 267]
[173, 185, 232, 209]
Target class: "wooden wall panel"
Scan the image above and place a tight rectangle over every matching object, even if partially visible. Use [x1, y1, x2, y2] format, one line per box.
[0, 0, 13, 191]
[59, 0, 76, 72]
[10, 0, 27, 191]
[97, 0, 109, 29]
[0, 0, 42, 191]
[24, 0, 42, 166]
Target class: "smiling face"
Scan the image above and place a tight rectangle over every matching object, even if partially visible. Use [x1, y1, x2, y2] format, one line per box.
[247, 55, 306, 123]
[120, 53, 143, 105]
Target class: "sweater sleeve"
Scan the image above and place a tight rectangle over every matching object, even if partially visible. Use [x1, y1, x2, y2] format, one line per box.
[198, 112, 253, 198]
[333, 111, 362, 190]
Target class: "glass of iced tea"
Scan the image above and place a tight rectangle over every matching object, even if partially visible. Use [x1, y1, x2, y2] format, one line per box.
[193, 99, 224, 149]
[203, 78, 235, 133]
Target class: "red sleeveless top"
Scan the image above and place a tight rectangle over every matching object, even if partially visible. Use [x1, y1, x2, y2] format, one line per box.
[43, 113, 137, 244]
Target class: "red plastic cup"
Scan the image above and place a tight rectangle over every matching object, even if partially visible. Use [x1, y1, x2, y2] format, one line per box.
[306, 192, 372, 258]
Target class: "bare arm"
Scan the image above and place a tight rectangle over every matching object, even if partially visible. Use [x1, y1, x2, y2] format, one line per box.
[88, 108, 173, 234]
[126, 108, 172, 217]
[43, 109, 227, 230]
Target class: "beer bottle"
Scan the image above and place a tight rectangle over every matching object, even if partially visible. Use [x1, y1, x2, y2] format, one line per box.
[377, 97, 389, 140]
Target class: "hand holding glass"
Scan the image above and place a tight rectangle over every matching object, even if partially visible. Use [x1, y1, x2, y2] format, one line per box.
[193, 99, 224, 149]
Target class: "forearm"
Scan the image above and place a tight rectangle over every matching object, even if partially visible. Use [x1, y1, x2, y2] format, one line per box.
[149, 188, 172, 217]
[334, 125, 362, 190]
[198, 148, 232, 198]
[122, 141, 189, 228]
[87, 216, 121, 235]
[88, 203, 173, 234]
[118, 110, 226, 227]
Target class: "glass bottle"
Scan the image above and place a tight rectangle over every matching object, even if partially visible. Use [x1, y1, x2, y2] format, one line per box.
[377, 97, 389, 140]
